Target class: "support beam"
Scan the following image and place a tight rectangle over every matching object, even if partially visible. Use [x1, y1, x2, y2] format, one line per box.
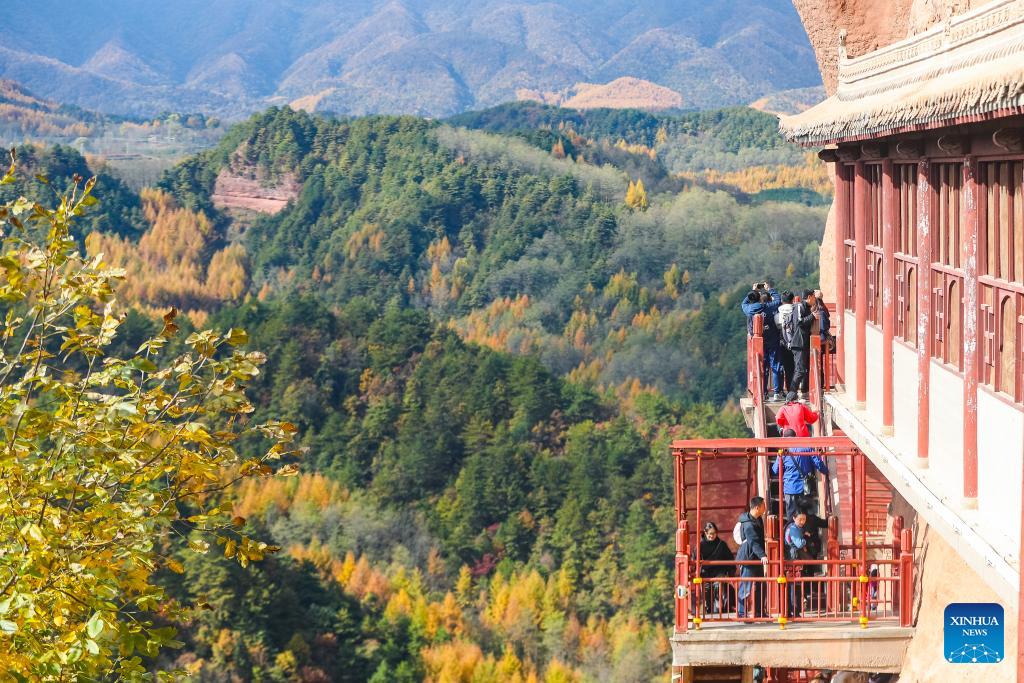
[835, 164, 850, 385]
[881, 159, 896, 433]
[855, 161, 868, 407]
[916, 160, 932, 466]
[961, 157, 979, 505]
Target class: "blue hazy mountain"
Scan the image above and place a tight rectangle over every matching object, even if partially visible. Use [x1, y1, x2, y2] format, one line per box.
[0, 0, 819, 117]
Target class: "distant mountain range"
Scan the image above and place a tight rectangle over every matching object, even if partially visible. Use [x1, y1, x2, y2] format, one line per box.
[0, 0, 820, 119]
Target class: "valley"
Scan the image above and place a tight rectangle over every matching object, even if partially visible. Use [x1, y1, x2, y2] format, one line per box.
[0, 100, 827, 679]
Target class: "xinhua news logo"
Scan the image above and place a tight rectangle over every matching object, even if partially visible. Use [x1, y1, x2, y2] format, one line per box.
[944, 603, 1004, 663]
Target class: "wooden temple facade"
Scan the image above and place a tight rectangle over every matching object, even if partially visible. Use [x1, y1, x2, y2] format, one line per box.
[779, 0, 1024, 679]
[671, 1, 1024, 680]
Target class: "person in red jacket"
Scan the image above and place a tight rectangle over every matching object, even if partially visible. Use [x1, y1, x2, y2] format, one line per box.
[776, 391, 819, 437]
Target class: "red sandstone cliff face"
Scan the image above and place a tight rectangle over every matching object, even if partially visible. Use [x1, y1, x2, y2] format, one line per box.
[211, 169, 300, 214]
[792, 0, 987, 94]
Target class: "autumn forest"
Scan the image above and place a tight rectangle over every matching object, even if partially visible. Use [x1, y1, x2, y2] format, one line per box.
[0, 102, 826, 681]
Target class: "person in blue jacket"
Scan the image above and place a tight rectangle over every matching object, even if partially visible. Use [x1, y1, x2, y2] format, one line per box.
[741, 282, 783, 400]
[783, 509, 813, 618]
[771, 428, 828, 521]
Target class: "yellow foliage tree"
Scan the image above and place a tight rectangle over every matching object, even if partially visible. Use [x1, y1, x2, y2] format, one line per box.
[624, 178, 649, 211]
[85, 188, 248, 315]
[0, 161, 296, 679]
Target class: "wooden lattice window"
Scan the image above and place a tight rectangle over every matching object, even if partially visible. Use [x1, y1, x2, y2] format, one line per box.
[843, 164, 856, 310]
[979, 160, 1024, 402]
[931, 163, 964, 369]
[933, 163, 962, 268]
[894, 165, 919, 344]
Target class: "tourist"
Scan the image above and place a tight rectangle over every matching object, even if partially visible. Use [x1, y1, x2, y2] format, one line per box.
[774, 291, 797, 391]
[813, 289, 831, 346]
[741, 282, 783, 399]
[741, 283, 779, 337]
[772, 428, 828, 520]
[811, 289, 834, 388]
[760, 290, 786, 400]
[797, 507, 831, 612]
[783, 509, 812, 618]
[695, 521, 735, 615]
[798, 507, 831, 576]
[788, 290, 818, 398]
[736, 496, 769, 619]
[776, 392, 819, 436]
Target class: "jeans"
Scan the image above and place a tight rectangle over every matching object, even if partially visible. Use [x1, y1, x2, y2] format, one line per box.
[737, 564, 765, 617]
[788, 574, 804, 618]
[785, 493, 807, 520]
[765, 346, 784, 394]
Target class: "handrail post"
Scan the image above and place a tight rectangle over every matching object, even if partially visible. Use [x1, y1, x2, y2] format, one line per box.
[899, 528, 914, 627]
[765, 513, 780, 618]
[827, 516, 840, 614]
[674, 450, 683, 526]
[810, 338, 821, 407]
[676, 520, 690, 633]
[751, 314, 765, 407]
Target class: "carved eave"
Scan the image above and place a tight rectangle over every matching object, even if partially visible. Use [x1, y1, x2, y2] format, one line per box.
[780, 0, 1024, 146]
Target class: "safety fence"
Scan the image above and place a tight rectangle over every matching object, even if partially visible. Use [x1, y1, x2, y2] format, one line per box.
[672, 438, 914, 632]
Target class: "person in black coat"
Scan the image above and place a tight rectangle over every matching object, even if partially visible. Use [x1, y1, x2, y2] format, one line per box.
[735, 496, 769, 618]
[790, 291, 818, 397]
[695, 521, 735, 615]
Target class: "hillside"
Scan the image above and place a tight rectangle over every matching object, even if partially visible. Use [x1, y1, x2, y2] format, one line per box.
[5, 106, 828, 679]
[518, 77, 685, 110]
[0, 0, 820, 118]
[0, 78, 100, 139]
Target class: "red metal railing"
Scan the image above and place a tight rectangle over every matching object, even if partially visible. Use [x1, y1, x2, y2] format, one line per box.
[672, 438, 914, 633]
[747, 314, 767, 438]
[765, 668, 828, 683]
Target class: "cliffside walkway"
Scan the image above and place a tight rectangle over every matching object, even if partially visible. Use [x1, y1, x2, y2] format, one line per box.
[669, 313, 915, 677]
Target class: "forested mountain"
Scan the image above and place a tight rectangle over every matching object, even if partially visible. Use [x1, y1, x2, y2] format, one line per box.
[0, 0, 820, 117]
[5, 104, 827, 680]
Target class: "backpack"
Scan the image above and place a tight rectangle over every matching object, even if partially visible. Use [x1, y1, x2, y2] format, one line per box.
[777, 305, 799, 349]
[733, 520, 743, 545]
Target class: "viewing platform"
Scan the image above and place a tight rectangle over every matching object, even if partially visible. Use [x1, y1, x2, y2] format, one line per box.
[670, 436, 916, 676]
[671, 621, 913, 673]
[671, 319, 916, 678]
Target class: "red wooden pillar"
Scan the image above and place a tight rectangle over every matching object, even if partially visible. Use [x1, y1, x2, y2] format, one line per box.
[835, 163, 850, 385]
[854, 161, 869, 407]
[961, 157, 979, 504]
[916, 160, 932, 466]
[881, 159, 896, 432]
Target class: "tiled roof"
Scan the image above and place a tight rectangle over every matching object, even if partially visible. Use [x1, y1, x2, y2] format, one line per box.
[780, 0, 1024, 145]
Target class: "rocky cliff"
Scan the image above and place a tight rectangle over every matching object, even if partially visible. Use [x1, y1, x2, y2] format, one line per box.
[792, 0, 987, 93]
[211, 170, 299, 215]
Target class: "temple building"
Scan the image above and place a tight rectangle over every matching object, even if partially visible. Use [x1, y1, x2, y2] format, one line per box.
[670, 1, 1024, 680]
